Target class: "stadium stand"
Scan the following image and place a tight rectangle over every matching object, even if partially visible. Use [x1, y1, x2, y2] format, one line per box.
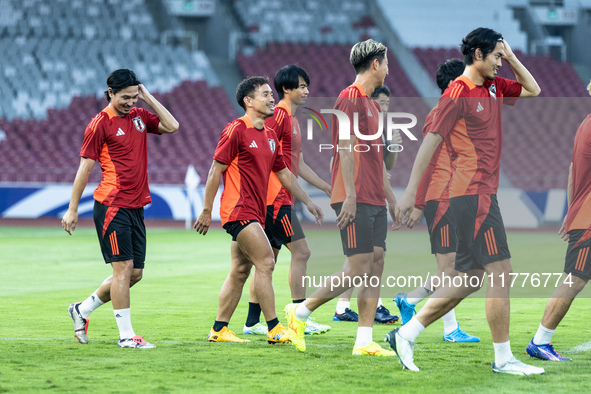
[0, 0, 237, 184]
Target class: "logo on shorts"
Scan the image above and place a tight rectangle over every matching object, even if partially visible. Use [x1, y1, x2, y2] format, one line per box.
[132, 116, 146, 132]
[268, 138, 276, 153]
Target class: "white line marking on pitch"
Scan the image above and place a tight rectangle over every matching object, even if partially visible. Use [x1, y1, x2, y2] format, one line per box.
[563, 340, 591, 354]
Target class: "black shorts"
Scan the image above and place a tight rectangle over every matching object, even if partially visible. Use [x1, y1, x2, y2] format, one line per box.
[223, 219, 257, 241]
[449, 194, 511, 271]
[564, 229, 591, 280]
[424, 200, 457, 254]
[264, 205, 306, 250]
[332, 202, 387, 256]
[93, 200, 146, 269]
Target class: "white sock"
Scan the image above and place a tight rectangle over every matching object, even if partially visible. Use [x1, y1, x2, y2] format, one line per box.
[336, 300, 350, 314]
[533, 324, 555, 345]
[398, 317, 425, 343]
[355, 326, 373, 348]
[113, 308, 135, 339]
[441, 309, 458, 335]
[406, 281, 433, 306]
[377, 298, 383, 307]
[295, 303, 313, 321]
[493, 340, 513, 366]
[79, 291, 105, 318]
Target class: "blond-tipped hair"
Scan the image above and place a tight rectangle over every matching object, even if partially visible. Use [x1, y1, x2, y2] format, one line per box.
[350, 39, 387, 74]
[588, 79, 591, 96]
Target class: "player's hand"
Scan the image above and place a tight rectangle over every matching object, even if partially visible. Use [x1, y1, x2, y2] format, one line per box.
[558, 216, 569, 241]
[306, 201, 324, 225]
[391, 129, 403, 145]
[388, 202, 402, 231]
[336, 195, 356, 229]
[394, 191, 415, 228]
[61, 209, 78, 235]
[406, 208, 423, 229]
[501, 39, 515, 61]
[193, 209, 212, 235]
[137, 84, 150, 102]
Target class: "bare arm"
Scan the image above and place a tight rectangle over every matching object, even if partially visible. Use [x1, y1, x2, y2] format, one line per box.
[336, 137, 357, 229]
[275, 167, 324, 224]
[383, 162, 401, 230]
[298, 153, 331, 197]
[394, 132, 443, 227]
[501, 40, 541, 98]
[61, 157, 95, 235]
[193, 160, 227, 235]
[138, 84, 180, 134]
[559, 163, 573, 240]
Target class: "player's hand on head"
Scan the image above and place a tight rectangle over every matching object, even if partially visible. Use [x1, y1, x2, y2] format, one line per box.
[501, 39, 514, 60]
[336, 195, 356, 229]
[193, 210, 212, 235]
[137, 84, 150, 101]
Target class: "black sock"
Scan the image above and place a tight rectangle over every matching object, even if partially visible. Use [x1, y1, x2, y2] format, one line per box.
[292, 299, 306, 304]
[245, 302, 262, 327]
[266, 317, 280, 332]
[213, 321, 228, 332]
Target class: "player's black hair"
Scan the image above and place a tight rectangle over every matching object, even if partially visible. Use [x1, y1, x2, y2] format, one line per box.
[236, 76, 270, 110]
[274, 65, 310, 101]
[461, 27, 503, 66]
[436, 59, 465, 94]
[104, 69, 141, 102]
[371, 86, 391, 98]
[350, 39, 388, 75]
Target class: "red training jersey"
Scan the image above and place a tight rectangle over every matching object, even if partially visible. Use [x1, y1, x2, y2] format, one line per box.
[565, 114, 591, 237]
[214, 115, 286, 226]
[80, 106, 160, 209]
[266, 100, 302, 209]
[330, 83, 385, 206]
[415, 106, 454, 210]
[429, 75, 521, 197]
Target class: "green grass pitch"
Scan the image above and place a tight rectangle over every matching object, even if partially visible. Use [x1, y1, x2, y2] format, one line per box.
[1, 224, 590, 393]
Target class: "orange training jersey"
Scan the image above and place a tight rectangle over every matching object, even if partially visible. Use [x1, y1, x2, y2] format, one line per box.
[415, 106, 453, 210]
[80, 106, 160, 208]
[565, 114, 591, 239]
[429, 75, 521, 198]
[214, 115, 286, 226]
[266, 101, 302, 209]
[330, 83, 385, 206]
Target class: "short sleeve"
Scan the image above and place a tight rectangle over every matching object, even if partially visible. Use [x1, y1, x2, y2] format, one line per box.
[497, 77, 522, 106]
[136, 108, 160, 134]
[213, 121, 242, 165]
[429, 94, 463, 140]
[80, 114, 106, 160]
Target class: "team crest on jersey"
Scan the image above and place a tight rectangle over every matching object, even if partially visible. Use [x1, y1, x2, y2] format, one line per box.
[132, 116, 145, 132]
[489, 83, 497, 100]
[268, 139, 276, 153]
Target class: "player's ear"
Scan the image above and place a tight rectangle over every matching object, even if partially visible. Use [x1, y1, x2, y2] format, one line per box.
[475, 48, 483, 61]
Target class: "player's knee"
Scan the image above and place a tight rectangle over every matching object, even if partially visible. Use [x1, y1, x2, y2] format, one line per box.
[130, 271, 143, 286]
[297, 246, 311, 262]
[257, 256, 276, 275]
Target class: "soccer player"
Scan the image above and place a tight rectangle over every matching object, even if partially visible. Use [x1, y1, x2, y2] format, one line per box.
[333, 86, 400, 325]
[194, 76, 323, 344]
[526, 81, 591, 361]
[242, 65, 332, 336]
[62, 69, 179, 348]
[394, 59, 480, 343]
[386, 28, 545, 375]
[286, 39, 399, 356]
